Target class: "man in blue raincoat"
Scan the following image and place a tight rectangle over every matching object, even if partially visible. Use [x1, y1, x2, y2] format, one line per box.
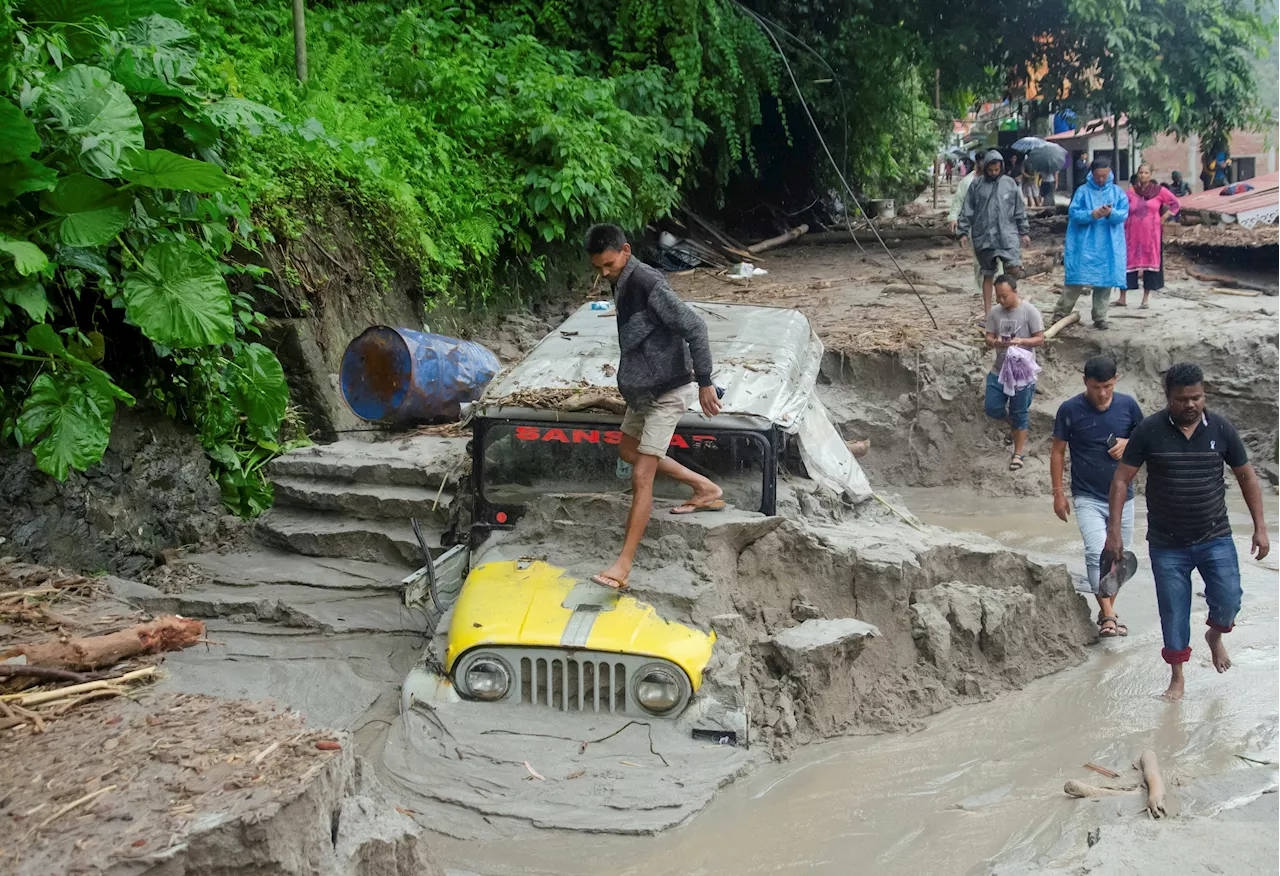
[1052, 156, 1129, 331]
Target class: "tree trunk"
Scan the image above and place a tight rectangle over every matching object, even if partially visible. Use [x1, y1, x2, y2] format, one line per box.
[292, 0, 308, 82]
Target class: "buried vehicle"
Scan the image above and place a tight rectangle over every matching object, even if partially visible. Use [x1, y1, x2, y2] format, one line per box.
[400, 301, 873, 720]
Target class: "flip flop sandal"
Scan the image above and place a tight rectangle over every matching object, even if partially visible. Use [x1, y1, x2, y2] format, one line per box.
[1114, 300, 1128, 307]
[1138, 303, 1149, 310]
[590, 574, 630, 592]
[1099, 616, 1120, 638]
[671, 499, 727, 515]
[1114, 620, 1128, 637]
[1009, 454, 1025, 471]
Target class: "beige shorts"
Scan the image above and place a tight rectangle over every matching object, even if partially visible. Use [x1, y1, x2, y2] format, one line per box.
[620, 383, 697, 458]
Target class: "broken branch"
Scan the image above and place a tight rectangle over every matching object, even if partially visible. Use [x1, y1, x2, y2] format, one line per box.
[1064, 779, 1136, 798]
[0, 615, 203, 670]
[1083, 762, 1120, 779]
[0, 665, 88, 683]
[1043, 312, 1081, 340]
[748, 224, 809, 254]
[1138, 749, 1166, 818]
[1, 666, 156, 707]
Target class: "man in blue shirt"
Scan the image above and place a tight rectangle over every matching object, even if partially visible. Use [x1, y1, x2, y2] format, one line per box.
[1050, 356, 1144, 637]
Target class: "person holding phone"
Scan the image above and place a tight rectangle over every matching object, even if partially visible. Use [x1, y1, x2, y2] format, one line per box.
[1050, 356, 1144, 637]
[1053, 156, 1129, 330]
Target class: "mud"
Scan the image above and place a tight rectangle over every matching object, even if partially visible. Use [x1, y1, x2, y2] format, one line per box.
[0, 408, 241, 578]
[671, 232, 1279, 496]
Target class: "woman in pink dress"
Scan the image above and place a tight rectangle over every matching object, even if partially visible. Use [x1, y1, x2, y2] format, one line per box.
[1118, 163, 1180, 309]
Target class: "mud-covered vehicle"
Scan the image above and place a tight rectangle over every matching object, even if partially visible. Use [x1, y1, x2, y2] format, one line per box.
[400, 301, 872, 719]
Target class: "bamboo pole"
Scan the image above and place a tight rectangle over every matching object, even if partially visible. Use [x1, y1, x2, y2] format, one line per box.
[292, 0, 308, 82]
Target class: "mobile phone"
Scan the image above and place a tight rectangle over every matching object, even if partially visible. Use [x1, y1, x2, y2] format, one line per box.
[1106, 434, 1118, 449]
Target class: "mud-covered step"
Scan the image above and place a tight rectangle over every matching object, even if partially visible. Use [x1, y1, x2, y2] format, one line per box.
[182, 547, 414, 591]
[268, 437, 468, 488]
[254, 508, 444, 566]
[272, 475, 454, 521]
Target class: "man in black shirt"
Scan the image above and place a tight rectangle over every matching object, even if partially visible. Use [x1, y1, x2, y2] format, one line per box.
[1105, 363, 1270, 701]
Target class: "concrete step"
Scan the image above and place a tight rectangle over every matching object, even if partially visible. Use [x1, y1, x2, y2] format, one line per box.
[254, 508, 445, 567]
[272, 476, 455, 522]
[269, 436, 469, 488]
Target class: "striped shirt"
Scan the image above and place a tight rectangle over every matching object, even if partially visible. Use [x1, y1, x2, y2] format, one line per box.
[1121, 409, 1248, 547]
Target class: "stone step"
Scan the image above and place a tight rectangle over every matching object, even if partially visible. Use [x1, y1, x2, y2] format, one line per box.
[269, 436, 469, 488]
[254, 508, 446, 567]
[272, 476, 455, 522]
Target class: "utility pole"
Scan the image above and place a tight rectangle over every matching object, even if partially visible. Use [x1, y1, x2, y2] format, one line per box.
[292, 0, 308, 83]
[932, 68, 941, 208]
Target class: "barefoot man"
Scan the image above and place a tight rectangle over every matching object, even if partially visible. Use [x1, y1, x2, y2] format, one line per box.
[584, 224, 723, 591]
[1105, 363, 1270, 700]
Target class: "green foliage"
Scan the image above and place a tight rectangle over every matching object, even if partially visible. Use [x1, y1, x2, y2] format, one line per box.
[0, 0, 294, 516]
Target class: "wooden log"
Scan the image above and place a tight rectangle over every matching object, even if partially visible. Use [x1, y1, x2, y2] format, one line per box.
[1064, 779, 1136, 798]
[1139, 749, 1166, 818]
[0, 616, 204, 671]
[882, 282, 947, 296]
[1212, 287, 1261, 297]
[1186, 269, 1277, 295]
[1043, 312, 1081, 340]
[748, 224, 809, 254]
[795, 227, 950, 245]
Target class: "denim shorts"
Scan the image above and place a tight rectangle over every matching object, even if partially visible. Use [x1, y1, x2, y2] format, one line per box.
[1149, 536, 1242, 664]
[984, 372, 1035, 431]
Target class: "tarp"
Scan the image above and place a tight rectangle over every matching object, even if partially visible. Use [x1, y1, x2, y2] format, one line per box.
[478, 301, 873, 501]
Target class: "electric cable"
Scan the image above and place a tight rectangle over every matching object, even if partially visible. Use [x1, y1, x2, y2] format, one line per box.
[733, 2, 939, 329]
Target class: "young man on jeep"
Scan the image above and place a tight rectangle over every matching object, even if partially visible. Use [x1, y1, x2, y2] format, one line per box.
[584, 224, 724, 591]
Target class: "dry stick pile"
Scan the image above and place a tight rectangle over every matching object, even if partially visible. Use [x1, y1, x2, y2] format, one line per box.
[487, 386, 627, 415]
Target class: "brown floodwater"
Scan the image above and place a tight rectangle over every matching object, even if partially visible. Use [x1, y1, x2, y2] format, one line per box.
[434, 489, 1280, 876]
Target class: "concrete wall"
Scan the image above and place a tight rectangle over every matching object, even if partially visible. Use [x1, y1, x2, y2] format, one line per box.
[1137, 131, 1277, 190]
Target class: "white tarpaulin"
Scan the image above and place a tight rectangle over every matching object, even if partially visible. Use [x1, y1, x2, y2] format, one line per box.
[479, 301, 872, 501]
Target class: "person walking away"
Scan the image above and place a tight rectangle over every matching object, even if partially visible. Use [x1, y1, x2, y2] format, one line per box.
[945, 160, 954, 186]
[983, 274, 1044, 472]
[1021, 166, 1041, 207]
[1053, 156, 1128, 331]
[958, 150, 1031, 315]
[1105, 363, 1270, 700]
[1168, 170, 1192, 196]
[1117, 163, 1179, 309]
[1039, 171, 1058, 207]
[583, 224, 724, 592]
[949, 157, 1002, 301]
[1051, 356, 1144, 637]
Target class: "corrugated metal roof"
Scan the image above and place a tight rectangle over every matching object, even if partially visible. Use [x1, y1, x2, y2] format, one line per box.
[1176, 171, 1280, 220]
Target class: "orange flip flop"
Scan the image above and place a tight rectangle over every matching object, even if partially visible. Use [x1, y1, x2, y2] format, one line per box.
[591, 574, 630, 591]
[671, 499, 727, 515]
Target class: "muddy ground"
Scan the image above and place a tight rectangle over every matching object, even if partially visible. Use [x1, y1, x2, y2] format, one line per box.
[668, 220, 1278, 497]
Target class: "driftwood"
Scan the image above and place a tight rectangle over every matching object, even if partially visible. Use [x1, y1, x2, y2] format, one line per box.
[1064, 779, 1136, 798]
[557, 391, 628, 416]
[0, 666, 156, 707]
[1211, 287, 1261, 297]
[1139, 749, 1166, 818]
[1043, 312, 1081, 340]
[1186, 268, 1278, 295]
[882, 282, 947, 296]
[748, 224, 809, 254]
[0, 615, 204, 670]
[0, 665, 87, 683]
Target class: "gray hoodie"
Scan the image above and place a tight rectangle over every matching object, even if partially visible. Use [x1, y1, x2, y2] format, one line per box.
[957, 149, 1030, 257]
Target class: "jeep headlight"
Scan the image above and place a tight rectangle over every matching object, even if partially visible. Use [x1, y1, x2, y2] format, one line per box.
[463, 657, 511, 701]
[633, 665, 682, 714]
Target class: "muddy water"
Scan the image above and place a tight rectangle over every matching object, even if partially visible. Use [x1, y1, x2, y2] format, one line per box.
[435, 490, 1280, 876]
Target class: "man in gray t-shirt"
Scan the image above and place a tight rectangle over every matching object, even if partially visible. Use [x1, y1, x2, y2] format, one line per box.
[982, 275, 1045, 471]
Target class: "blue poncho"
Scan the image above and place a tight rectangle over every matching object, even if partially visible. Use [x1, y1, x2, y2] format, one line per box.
[1064, 170, 1130, 288]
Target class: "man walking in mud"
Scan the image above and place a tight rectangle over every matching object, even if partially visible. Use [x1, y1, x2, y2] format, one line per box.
[949, 156, 1001, 298]
[983, 275, 1043, 472]
[1105, 363, 1270, 700]
[957, 149, 1031, 314]
[1050, 356, 1144, 637]
[583, 223, 724, 592]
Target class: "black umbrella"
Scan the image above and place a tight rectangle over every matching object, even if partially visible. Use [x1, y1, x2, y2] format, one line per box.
[1022, 142, 1069, 175]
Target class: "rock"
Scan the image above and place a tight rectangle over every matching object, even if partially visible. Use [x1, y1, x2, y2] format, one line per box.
[790, 598, 825, 622]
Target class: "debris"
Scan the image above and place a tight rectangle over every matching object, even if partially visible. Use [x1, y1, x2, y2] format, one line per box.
[0, 615, 204, 670]
[748, 224, 809, 254]
[1139, 749, 1166, 818]
[315, 740, 341, 751]
[252, 740, 282, 765]
[0, 665, 88, 683]
[1064, 779, 1134, 798]
[1186, 268, 1278, 295]
[692, 728, 739, 746]
[1084, 762, 1121, 779]
[1236, 754, 1275, 766]
[1043, 312, 1081, 340]
[620, 761, 643, 767]
[1211, 287, 1261, 297]
[487, 386, 627, 416]
[0, 666, 156, 708]
[523, 761, 546, 781]
[565, 769, 585, 780]
[30, 785, 116, 834]
[845, 439, 871, 458]
[883, 282, 946, 296]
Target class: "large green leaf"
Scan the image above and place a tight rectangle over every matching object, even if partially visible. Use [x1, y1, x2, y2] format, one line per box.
[0, 99, 41, 163]
[231, 343, 289, 434]
[0, 158, 59, 205]
[121, 242, 233, 347]
[25, 323, 67, 357]
[2, 281, 49, 322]
[113, 14, 197, 96]
[122, 149, 230, 192]
[42, 65, 144, 179]
[41, 174, 132, 246]
[16, 373, 113, 481]
[111, 49, 187, 98]
[200, 98, 283, 136]
[55, 245, 113, 278]
[0, 236, 48, 276]
[18, 0, 182, 27]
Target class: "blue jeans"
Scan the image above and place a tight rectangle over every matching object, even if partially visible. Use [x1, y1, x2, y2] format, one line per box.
[1073, 495, 1134, 593]
[984, 372, 1036, 431]
[1148, 536, 1242, 664]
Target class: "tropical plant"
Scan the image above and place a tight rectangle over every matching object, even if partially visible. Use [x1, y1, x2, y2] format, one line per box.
[0, 1, 295, 513]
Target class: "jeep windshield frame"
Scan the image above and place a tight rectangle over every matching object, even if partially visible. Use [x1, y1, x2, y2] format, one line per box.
[472, 413, 777, 533]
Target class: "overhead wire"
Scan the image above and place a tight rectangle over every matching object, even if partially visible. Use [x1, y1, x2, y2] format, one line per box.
[732, 2, 939, 329]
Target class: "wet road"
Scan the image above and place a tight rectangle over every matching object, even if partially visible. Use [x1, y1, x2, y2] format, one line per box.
[435, 490, 1279, 876]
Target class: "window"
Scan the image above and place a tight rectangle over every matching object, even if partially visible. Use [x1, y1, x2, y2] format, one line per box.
[479, 422, 769, 513]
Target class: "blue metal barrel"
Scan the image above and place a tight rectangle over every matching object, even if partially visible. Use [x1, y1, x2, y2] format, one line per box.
[340, 326, 500, 424]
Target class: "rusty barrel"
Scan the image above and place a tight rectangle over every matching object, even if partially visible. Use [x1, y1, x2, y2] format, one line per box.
[340, 326, 500, 424]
